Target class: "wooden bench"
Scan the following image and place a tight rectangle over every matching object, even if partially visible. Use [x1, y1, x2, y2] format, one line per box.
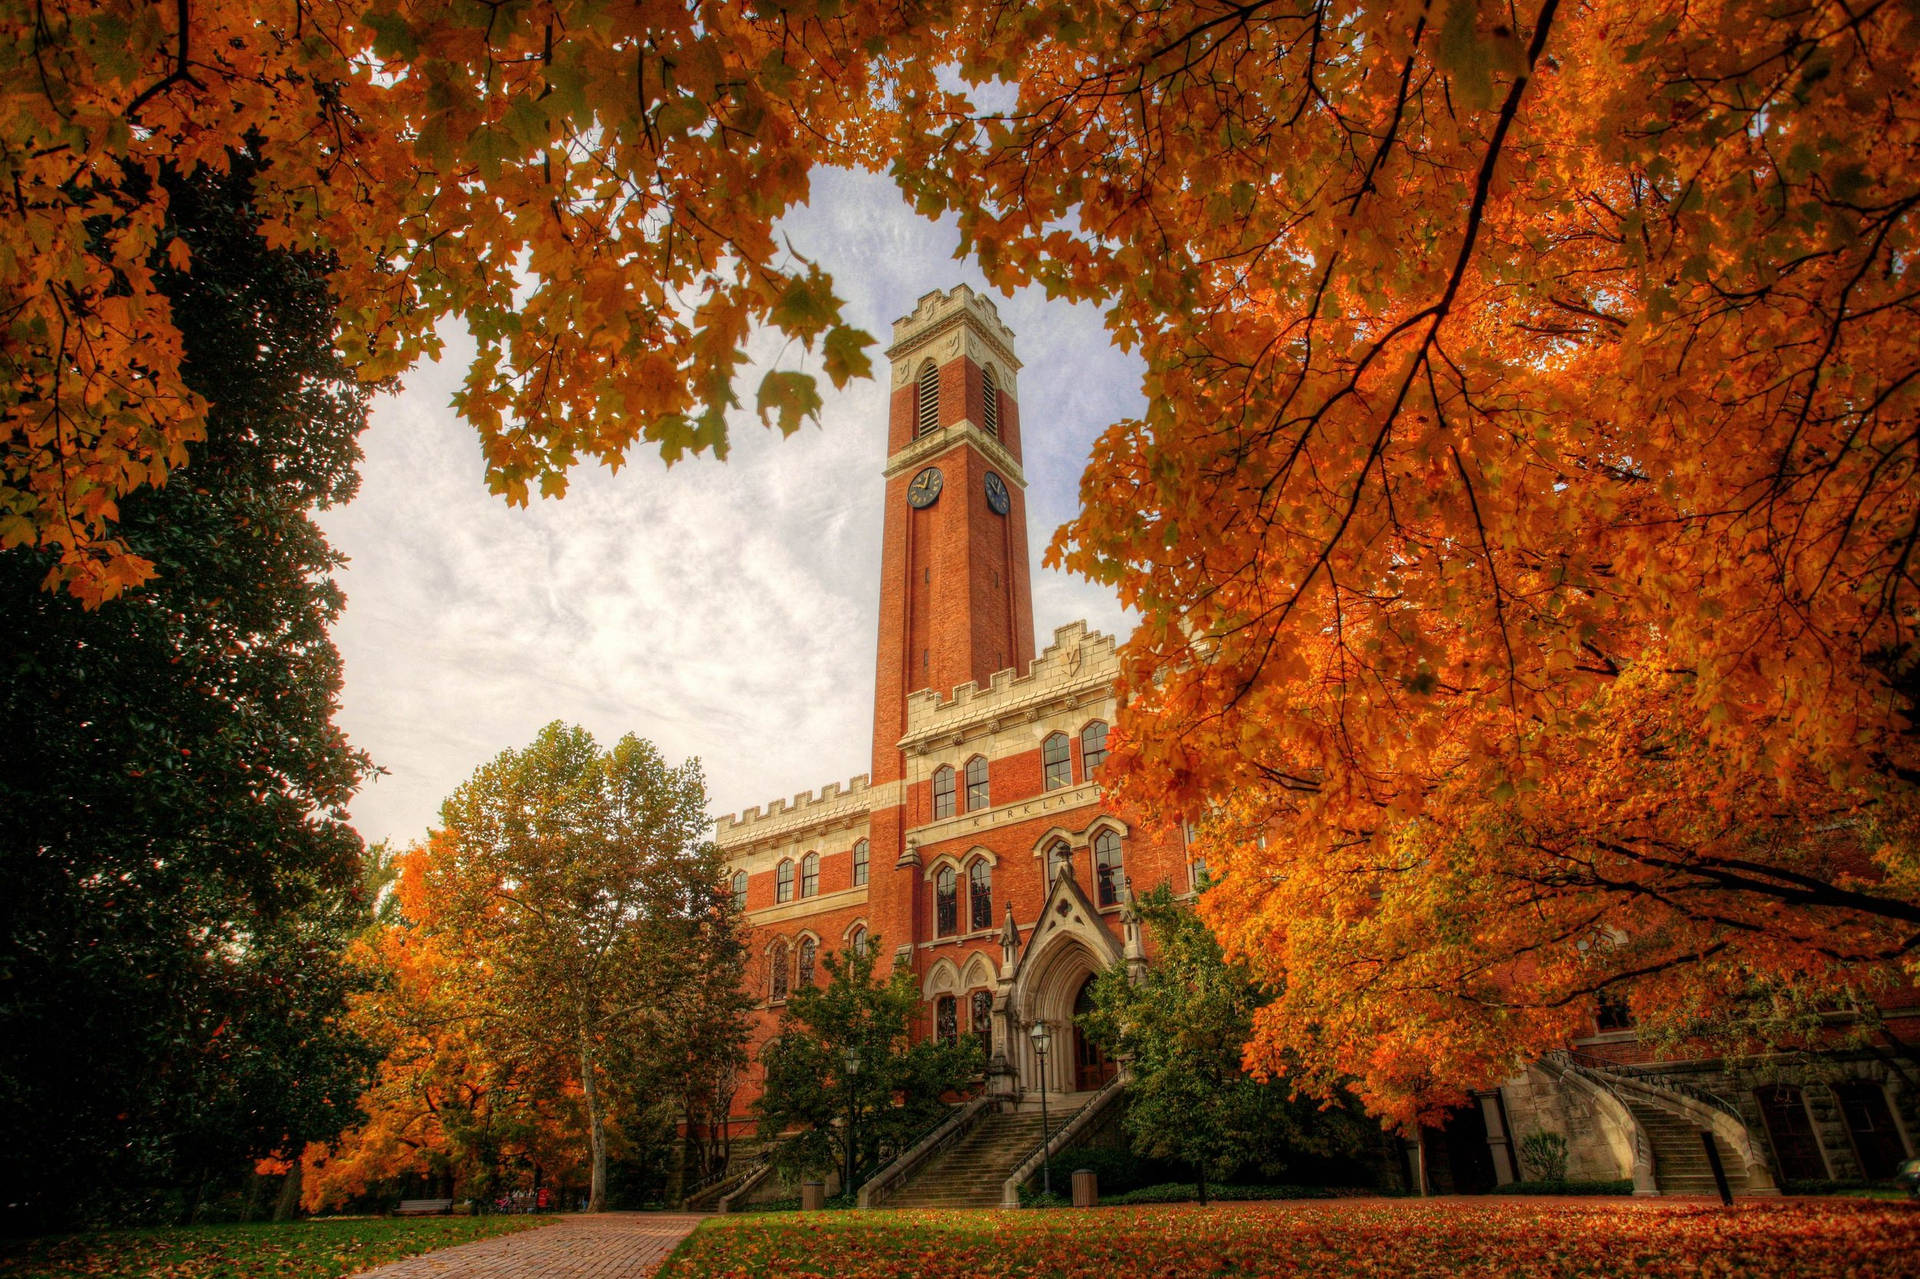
[395, 1198, 455, 1216]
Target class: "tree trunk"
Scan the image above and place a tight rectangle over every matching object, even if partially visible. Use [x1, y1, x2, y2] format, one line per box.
[272, 1161, 303, 1222]
[1195, 1173, 1208, 1206]
[579, 1030, 608, 1212]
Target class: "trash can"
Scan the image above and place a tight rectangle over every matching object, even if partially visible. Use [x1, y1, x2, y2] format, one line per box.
[1072, 1168, 1098, 1208]
[800, 1180, 826, 1211]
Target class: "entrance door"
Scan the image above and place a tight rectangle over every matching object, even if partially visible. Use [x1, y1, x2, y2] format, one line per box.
[1071, 977, 1116, 1092]
[1755, 1084, 1827, 1182]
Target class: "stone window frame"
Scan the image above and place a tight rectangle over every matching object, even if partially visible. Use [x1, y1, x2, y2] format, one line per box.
[796, 933, 819, 988]
[851, 838, 870, 887]
[967, 856, 993, 931]
[1042, 732, 1072, 790]
[1093, 825, 1125, 908]
[844, 918, 869, 958]
[932, 764, 957, 819]
[1080, 720, 1109, 777]
[730, 870, 748, 912]
[934, 863, 960, 937]
[768, 938, 790, 1003]
[969, 988, 994, 1058]
[775, 858, 795, 904]
[934, 993, 959, 1044]
[800, 851, 820, 898]
[963, 754, 991, 812]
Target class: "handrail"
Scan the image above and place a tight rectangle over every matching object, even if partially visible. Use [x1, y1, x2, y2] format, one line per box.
[1561, 1049, 1747, 1128]
[857, 1095, 996, 1209]
[1548, 1049, 1777, 1194]
[1000, 1070, 1128, 1209]
[713, 1158, 776, 1214]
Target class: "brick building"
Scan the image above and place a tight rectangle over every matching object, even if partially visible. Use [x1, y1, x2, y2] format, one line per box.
[716, 286, 1192, 1139]
[709, 285, 1920, 1207]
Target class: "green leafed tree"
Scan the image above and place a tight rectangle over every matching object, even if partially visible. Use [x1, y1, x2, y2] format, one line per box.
[756, 939, 980, 1192]
[0, 154, 378, 1229]
[1081, 888, 1374, 1204]
[427, 722, 747, 1212]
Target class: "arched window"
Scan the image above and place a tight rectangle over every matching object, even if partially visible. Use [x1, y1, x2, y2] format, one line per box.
[1042, 732, 1072, 790]
[917, 361, 940, 436]
[981, 365, 999, 437]
[769, 940, 789, 1002]
[935, 865, 959, 936]
[968, 859, 993, 931]
[797, 937, 817, 987]
[800, 852, 820, 898]
[964, 755, 990, 811]
[1596, 990, 1633, 1031]
[1081, 722, 1109, 776]
[1094, 828, 1124, 907]
[970, 989, 994, 1057]
[776, 858, 794, 904]
[731, 870, 748, 911]
[850, 925, 868, 958]
[852, 838, 869, 887]
[932, 765, 956, 819]
[1048, 839, 1073, 883]
[935, 994, 958, 1044]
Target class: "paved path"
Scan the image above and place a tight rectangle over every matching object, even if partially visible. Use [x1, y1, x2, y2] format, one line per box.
[354, 1213, 705, 1279]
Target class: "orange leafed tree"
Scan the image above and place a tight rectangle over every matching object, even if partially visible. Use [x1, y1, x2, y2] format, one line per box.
[10, 0, 1918, 1123]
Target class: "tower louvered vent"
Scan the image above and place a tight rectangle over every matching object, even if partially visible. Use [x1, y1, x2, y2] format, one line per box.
[917, 361, 940, 436]
[981, 365, 999, 437]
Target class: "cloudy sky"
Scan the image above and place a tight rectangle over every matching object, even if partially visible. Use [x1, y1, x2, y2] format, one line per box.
[317, 166, 1147, 848]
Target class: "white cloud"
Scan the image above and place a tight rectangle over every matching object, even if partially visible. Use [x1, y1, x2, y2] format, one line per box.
[318, 168, 1145, 847]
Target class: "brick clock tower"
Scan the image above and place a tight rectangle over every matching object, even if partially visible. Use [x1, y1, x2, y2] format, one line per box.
[866, 287, 1037, 966]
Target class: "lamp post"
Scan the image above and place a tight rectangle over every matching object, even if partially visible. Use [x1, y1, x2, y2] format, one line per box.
[840, 1045, 861, 1202]
[1028, 1020, 1053, 1199]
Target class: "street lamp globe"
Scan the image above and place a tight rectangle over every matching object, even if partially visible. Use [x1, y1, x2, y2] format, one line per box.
[841, 1046, 861, 1075]
[1028, 1019, 1051, 1055]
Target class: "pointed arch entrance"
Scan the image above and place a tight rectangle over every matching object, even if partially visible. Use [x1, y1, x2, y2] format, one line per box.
[1072, 976, 1117, 1092]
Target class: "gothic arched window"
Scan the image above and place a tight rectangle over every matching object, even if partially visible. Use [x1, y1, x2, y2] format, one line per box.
[981, 365, 1000, 437]
[850, 925, 868, 958]
[800, 851, 820, 898]
[968, 858, 993, 931]
[852, 838, 869, 887]
[971, 989, 994, 1057]
[964, 755, 990, 811]
[1094, 828, 1124, 907]
[1048, 839, 1073, 883]
[776, 858, 794, 904]
[798, 937, 817, 987]
[731, 870, 748, 912]
[935, 994, 958, 1044]
[769, 940, 789, 1002]
[932, 765, 956, 819]
[1081, 721, 1109, 777]
[935, 865, 959, 936]
[1042, 732, 1072, 790]
[917, 361, 940, 436]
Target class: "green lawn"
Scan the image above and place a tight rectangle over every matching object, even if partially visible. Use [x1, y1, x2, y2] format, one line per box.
[656, 1198, 1920, 1279]
[0, 1214, 553, 1279]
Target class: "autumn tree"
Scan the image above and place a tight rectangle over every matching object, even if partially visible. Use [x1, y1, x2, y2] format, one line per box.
[756, 938, 979, 1191]
[10, 0, 1919, 1126]
[425, 722, 746, 1212]
[1080, 888, 1373, 1203]
[0, 155, 377, 1228]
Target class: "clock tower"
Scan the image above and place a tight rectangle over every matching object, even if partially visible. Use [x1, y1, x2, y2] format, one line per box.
[866, 286, 1036, 957]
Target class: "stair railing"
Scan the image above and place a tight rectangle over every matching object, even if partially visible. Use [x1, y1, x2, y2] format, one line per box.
[1563, 1049, 1748, 1129]
[856, 1095, 996, 1209]
[1000, 1068, 1128, 1209]
[1548, 1049, 1777, 1194]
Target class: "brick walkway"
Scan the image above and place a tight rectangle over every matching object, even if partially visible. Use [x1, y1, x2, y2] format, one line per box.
[353, 1213, 705, 1279]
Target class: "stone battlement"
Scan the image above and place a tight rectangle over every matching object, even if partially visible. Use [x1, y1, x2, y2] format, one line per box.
[902, 620, 1116, 742]
[716, 772, 872, 845]
[886, 284, 1021, 369]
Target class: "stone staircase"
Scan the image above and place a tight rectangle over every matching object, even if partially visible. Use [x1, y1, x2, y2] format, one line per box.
[1625, 1099, 1734, 1195]
[885, 1102, 1086, 1209]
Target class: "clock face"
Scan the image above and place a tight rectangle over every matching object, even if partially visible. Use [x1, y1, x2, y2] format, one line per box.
[906, 466, 944, 509]
[984, 471, 1010, 516]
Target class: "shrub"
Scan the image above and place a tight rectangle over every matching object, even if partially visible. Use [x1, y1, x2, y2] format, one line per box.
[1496, 1179, 1634, 1196]
[1517, 1132, 1570, 1183]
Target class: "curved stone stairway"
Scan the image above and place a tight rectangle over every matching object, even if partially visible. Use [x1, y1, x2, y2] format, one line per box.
[885, 1102, 1088, 1209]
[1624, 1099, 1736, 1195]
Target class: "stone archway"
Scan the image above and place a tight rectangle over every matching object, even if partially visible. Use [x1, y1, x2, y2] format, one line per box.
[1001, 868, 1125, 1097]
